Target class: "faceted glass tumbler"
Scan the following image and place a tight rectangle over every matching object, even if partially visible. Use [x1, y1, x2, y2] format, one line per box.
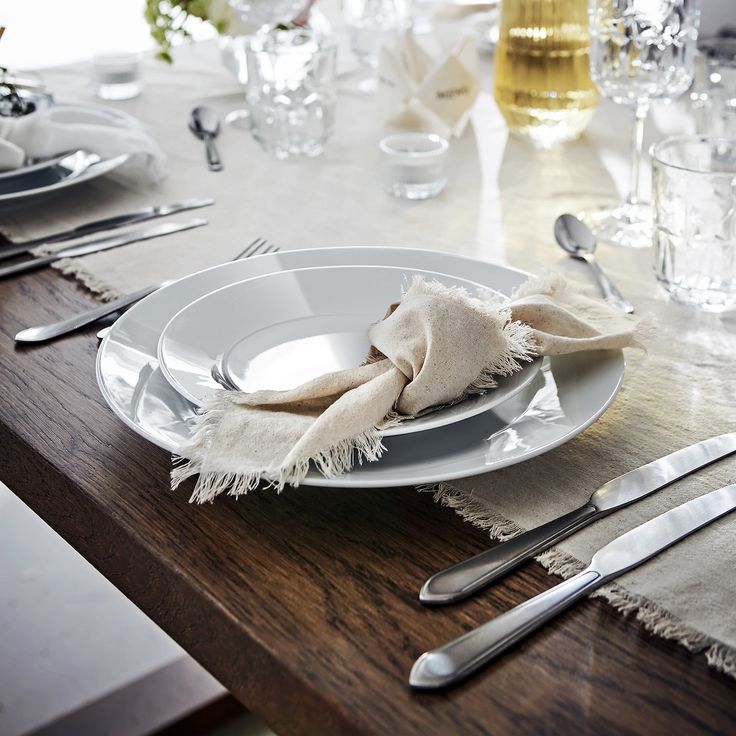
[652, 135, 736, 312]
[246, 26, 337, 160]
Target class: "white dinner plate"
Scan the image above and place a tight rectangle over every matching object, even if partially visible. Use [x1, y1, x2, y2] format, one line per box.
[0, 103, 134, 203]
[96, 247, 625, 488]
[0, 153, 129, 202]
[157, 264, 541, 437]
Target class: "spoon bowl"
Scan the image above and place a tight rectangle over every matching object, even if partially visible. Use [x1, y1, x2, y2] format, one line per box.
[554, 213, 598, 257]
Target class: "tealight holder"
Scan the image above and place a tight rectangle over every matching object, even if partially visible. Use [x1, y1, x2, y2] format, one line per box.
[379, 133, 449, 200]
[91, 52, 143, 100]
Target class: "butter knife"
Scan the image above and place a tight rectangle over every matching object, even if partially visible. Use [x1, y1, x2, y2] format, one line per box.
[411, 482, 736, 690]
[420, 433, 736, 605]
[0, 219, 208, 279]
[0, 197, 214, 261]
[14, 284, 162, 343]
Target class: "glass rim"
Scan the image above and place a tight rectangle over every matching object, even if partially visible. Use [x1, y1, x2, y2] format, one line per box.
[378, 133, 449, 158]
[246, 33, 338, 56]
[650, 135, 736, 176]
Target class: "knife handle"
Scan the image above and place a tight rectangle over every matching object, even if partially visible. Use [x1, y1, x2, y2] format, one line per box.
[14, 284, 160, 343]
[0, 254, 57, 278]
[420, 503, 599, 605]
[410, 568, 602, 690]
[204, 137, 223, 172]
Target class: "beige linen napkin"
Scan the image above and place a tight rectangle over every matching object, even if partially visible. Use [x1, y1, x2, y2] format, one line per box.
[173, 274, 639, 502]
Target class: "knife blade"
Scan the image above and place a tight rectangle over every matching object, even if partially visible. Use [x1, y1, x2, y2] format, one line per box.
[410, 482, 736, 690]
[0, 219, 208, 279]
[420, 432, 736, 605]
[0, 197, 214, 260]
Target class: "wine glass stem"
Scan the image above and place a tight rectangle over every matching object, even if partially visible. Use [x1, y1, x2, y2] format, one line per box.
[626, 100, 649, 207]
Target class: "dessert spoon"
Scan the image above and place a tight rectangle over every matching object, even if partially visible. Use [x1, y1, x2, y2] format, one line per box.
[554, 214, 634, 314]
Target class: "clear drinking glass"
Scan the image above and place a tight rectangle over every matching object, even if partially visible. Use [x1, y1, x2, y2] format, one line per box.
[343, 0, 409, 93]
[584, 0, 701, 248]
[246, 25, 337, 159]
[224, 0, 318, 129]
[652, 135, 736, 312]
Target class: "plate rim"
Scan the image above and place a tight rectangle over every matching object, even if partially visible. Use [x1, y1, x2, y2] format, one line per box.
[0, 152, 130, 202]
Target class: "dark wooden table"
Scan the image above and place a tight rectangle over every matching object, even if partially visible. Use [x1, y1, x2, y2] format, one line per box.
[2, 269, 735, 736]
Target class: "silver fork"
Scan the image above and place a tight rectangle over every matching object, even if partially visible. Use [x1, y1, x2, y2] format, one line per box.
[15, 238, 279, 344]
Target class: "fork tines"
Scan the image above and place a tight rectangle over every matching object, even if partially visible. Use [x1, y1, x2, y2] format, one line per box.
[235, 238, 279, 261]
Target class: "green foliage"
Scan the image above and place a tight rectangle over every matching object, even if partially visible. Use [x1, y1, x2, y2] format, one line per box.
[145, 0, 221, 64]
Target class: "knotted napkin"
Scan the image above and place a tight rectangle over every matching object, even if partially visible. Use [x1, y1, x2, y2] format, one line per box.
[0, 103, 166, 183]
[173, 274, 640, 502]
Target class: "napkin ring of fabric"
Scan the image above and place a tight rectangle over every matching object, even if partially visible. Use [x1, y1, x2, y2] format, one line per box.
[172, 274, 640, 502]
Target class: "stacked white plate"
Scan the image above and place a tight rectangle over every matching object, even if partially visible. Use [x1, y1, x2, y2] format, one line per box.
[96, 247, 625, 488]
[0, 105, 133, 203]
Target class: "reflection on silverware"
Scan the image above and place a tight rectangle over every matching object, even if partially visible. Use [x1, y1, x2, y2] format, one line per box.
[420, 432, 736, 605]
[554, 213, 635, 314]
[411, 483, 736, 690]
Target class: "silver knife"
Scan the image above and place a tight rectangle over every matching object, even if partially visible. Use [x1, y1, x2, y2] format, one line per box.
[411, 482, 736, 690]
[14, 283, 163, 343]
[0, 219, 208, 279]
[0, 197, 213, 260]
[420, 433, 736, 605]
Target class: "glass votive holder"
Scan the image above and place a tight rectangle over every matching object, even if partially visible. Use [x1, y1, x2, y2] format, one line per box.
[91, 52, 143, 101]
[379, 133, 449, 200]
[651, 135, 736, 312]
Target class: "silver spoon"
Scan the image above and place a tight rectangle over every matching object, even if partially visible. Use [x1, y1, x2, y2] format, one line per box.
[554, 214, 635, 314]
[188, 106, 223, 172]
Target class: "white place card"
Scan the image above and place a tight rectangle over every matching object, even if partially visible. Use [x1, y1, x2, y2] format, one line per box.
[377, 31, 479, 137]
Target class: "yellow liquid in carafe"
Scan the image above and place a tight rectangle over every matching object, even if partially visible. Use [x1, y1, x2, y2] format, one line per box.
[494, 0, 599, 147]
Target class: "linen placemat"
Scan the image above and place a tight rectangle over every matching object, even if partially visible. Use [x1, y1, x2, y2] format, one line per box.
[8, 37, 736, 680]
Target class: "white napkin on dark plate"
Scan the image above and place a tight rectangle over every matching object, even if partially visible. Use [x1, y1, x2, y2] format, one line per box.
[0, 103, 167, 183]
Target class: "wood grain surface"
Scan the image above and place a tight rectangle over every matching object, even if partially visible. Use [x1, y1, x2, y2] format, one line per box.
[1, 268, 735, 736]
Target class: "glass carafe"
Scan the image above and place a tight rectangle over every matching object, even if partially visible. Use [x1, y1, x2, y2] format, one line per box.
[494, 0, 598, 148]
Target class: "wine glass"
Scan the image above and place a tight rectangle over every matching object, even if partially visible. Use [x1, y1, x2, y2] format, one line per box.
[343, 0, 410, 93]
[582, 0, 701, 248]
